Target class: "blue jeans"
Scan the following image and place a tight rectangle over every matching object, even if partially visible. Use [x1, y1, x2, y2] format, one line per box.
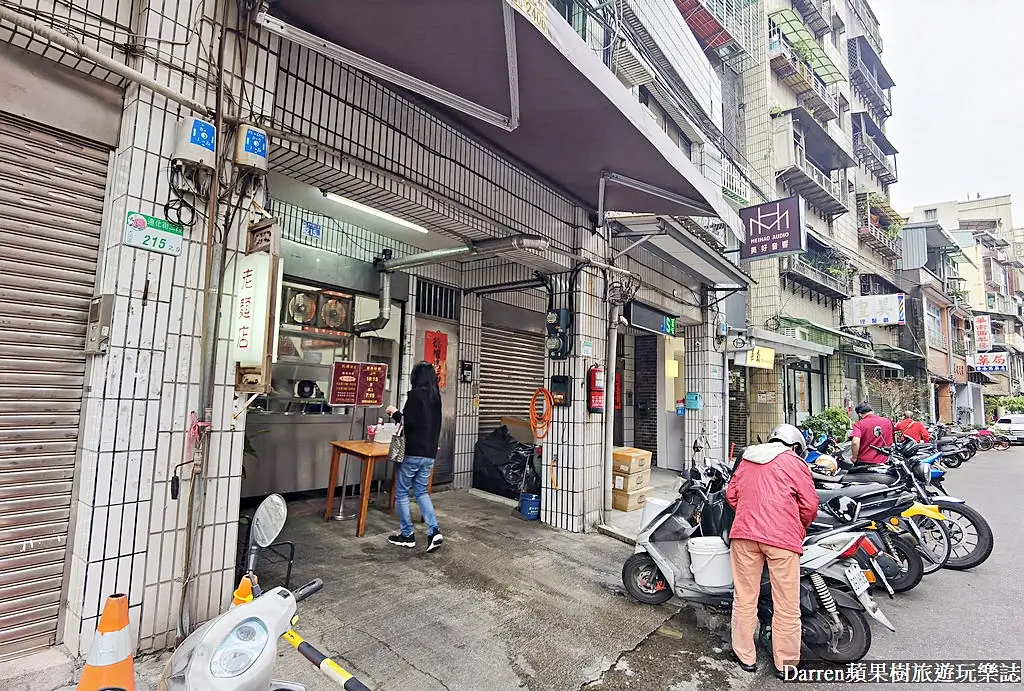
[396, 456, 439, 536]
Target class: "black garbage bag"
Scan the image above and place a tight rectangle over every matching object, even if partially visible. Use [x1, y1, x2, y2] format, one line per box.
[472, 426, 539, 499]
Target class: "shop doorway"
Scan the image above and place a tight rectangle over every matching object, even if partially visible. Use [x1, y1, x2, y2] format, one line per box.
[785, 356, 828, 426]
[614, 334, 625, 446]
[0, 113, 110, 660]
[478, 301, 546, 439]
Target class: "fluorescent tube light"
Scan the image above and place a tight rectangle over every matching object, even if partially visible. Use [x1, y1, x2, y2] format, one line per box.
[322, 191, 428, 234]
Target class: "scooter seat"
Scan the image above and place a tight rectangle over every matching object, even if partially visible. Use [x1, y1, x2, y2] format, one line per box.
[816, 482, 891, 503]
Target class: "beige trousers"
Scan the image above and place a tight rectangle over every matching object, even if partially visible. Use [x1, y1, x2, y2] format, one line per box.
[729, 538, 802, 670]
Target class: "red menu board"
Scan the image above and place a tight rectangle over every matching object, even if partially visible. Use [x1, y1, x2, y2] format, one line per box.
[329, 361, 389, 407]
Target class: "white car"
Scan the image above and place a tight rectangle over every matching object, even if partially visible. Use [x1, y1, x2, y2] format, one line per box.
[994, 415, 1024, 443]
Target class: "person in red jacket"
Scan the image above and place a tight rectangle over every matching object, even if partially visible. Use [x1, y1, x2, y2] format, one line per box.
[894, 410, 930, 443]
[726, 424, 819, 679]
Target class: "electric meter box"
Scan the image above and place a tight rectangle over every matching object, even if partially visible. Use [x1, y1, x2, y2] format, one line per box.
[173, 117, 217, 168]
[235, 124, 269, 171]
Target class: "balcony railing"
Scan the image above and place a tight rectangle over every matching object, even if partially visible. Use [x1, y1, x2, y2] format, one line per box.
[778, 146, 849, 217]
[988, 294, 1018, 316]
[792, 0, 832, 36]
[781, 255, 854, 299]
[953, 341, 968, 357]
[858, 221, 901, 259]
[721, 158, 751, 205]
[768, 34, 840, 122]
[848, 0, 883, 54]
[927, 329, 948, 351]
[853, 132, 897, 184]
[849, 58, 892, 120]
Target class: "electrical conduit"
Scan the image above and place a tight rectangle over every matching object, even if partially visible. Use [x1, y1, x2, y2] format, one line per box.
[602, 303, 621, 526]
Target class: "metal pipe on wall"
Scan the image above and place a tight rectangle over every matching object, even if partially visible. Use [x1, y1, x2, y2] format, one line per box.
[603, 303, 621, 524]
[0, 6, 212, 115]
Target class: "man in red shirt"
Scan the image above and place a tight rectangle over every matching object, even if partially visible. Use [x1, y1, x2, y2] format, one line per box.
[894, 411, 930, 443]
[851, 402, 895, 464]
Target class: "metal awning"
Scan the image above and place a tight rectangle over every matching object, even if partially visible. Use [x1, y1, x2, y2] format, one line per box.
[770, 9, 845, 84]
[856, 112, 897, 155]
[609, 215, 753, 288]
[781, 316, 872, 346]
[749, 326, 834, 357]
[873, 343, 926, 360]
[790, 106, 856, 171]
[260, 1, 743, 228]
[851, 35, 894, 89]
[842, 350, 905, 372]
[968, 368, 998, 385]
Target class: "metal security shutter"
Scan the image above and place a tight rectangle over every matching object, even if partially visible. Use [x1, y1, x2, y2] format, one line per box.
[0, 113, 108, 660]
[478, 324, 546, 437]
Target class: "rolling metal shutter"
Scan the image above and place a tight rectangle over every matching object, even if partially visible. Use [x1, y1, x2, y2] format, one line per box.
[478, 324, 546, 438]
[0, 112, 108, 660]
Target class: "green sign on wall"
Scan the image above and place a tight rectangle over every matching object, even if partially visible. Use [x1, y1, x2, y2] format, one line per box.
[124, 211, 183, 257]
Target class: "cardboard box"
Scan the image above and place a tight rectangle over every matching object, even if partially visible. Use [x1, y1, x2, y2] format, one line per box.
[613, 467, 651, 493]
[612, 487, 648, 512]
[612, 447, 652, 475]
[500, 416, 535, 445]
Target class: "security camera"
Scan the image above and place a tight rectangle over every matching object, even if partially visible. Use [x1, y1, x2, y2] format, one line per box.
[618, 315, 629, 327]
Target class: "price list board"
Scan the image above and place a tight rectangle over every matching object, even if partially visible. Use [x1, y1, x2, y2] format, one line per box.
[329, 362, 389, 406]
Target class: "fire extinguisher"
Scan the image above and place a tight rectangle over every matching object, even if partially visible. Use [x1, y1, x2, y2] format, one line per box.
[587, 364, 605, 414]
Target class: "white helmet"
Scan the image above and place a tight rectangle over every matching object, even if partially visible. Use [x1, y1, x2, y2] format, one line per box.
[770, 423, 807, 457]
[811, 454, 839, 476]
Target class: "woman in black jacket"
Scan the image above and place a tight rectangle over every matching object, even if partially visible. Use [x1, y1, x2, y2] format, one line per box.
[385, 361, 444, 552]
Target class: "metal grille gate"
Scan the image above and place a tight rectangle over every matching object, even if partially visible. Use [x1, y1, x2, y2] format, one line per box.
[478, 324, 546, 438]
[0, 112, 108, 660]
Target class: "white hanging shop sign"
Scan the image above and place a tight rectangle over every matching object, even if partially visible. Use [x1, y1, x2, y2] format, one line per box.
[234, 218, 282, 393]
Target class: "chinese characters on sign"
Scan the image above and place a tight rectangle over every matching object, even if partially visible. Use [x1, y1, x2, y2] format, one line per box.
[973, 352, 1008, 372]
[425, 331, 448, 390]
[232, 252, 272, 367]
[739, 196, 806, 260]
[742, 346, 776, 370]
[848, 293, 906, 325]
[778, 660, 1021, 684]
[329, 362, 389, 406]
[124, 211, 184, 257]
[974, 315, 993, 352]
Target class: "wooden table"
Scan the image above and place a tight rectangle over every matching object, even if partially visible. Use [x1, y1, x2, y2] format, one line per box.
[325, 440, 391, 537]
[325, 440, 436, 536]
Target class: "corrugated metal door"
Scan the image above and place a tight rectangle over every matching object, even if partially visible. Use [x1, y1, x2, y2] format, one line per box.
[0, 112, 108, 660]
[478, 325, 546, 438]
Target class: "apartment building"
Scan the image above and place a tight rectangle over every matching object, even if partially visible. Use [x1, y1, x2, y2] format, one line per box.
[737, 0, 904, 438]
[910, 196, 1024, 421]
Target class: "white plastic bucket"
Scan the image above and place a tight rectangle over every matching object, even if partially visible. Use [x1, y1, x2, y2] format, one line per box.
[687, 536, 733, 588]
[638, 497, 671, 534]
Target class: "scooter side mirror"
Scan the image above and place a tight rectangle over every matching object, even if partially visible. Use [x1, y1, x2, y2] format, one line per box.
[247, 494, 288, 572]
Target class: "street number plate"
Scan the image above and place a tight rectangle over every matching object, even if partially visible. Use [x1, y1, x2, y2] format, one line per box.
[845, 564, 870, 595]
[124, 211, 183, 257]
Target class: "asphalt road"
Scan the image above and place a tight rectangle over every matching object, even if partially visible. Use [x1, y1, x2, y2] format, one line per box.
[749, 446, 1024, 691]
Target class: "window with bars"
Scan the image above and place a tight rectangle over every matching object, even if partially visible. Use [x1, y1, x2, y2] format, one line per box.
[415, 280, 461, 322]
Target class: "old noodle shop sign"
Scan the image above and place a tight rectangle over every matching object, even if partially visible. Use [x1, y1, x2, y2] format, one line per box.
[330, 362, 389, 407]
[232, 252, 273, 367]
[739, 196, 806, 260]
[973, 351, 1008, 372]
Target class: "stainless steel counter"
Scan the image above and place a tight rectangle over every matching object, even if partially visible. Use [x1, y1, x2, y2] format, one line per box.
[241, 412, 390, 497]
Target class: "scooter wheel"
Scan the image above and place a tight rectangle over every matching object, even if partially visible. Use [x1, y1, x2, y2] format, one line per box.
[622, 553, 673, 605]
[943, 454, 963, 469]
[809, 608, 872, 663]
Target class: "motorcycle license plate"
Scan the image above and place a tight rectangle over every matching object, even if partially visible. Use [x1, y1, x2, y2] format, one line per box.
[845, 564, 870, 595]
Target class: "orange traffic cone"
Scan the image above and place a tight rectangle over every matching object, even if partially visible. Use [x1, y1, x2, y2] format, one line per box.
[77, 593, 135, 691]
[231, 575, 256, 607]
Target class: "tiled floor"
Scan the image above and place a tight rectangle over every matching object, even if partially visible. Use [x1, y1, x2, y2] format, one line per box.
[601, 467, 681, 542]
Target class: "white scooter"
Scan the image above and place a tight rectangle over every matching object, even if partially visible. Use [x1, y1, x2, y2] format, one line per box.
[621, 464, 895, 663]
[157, 494, 370, 691]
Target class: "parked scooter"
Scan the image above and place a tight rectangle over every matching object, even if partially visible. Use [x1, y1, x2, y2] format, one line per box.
[621, 464, 894, 663]
[157, 494, 370, 691]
